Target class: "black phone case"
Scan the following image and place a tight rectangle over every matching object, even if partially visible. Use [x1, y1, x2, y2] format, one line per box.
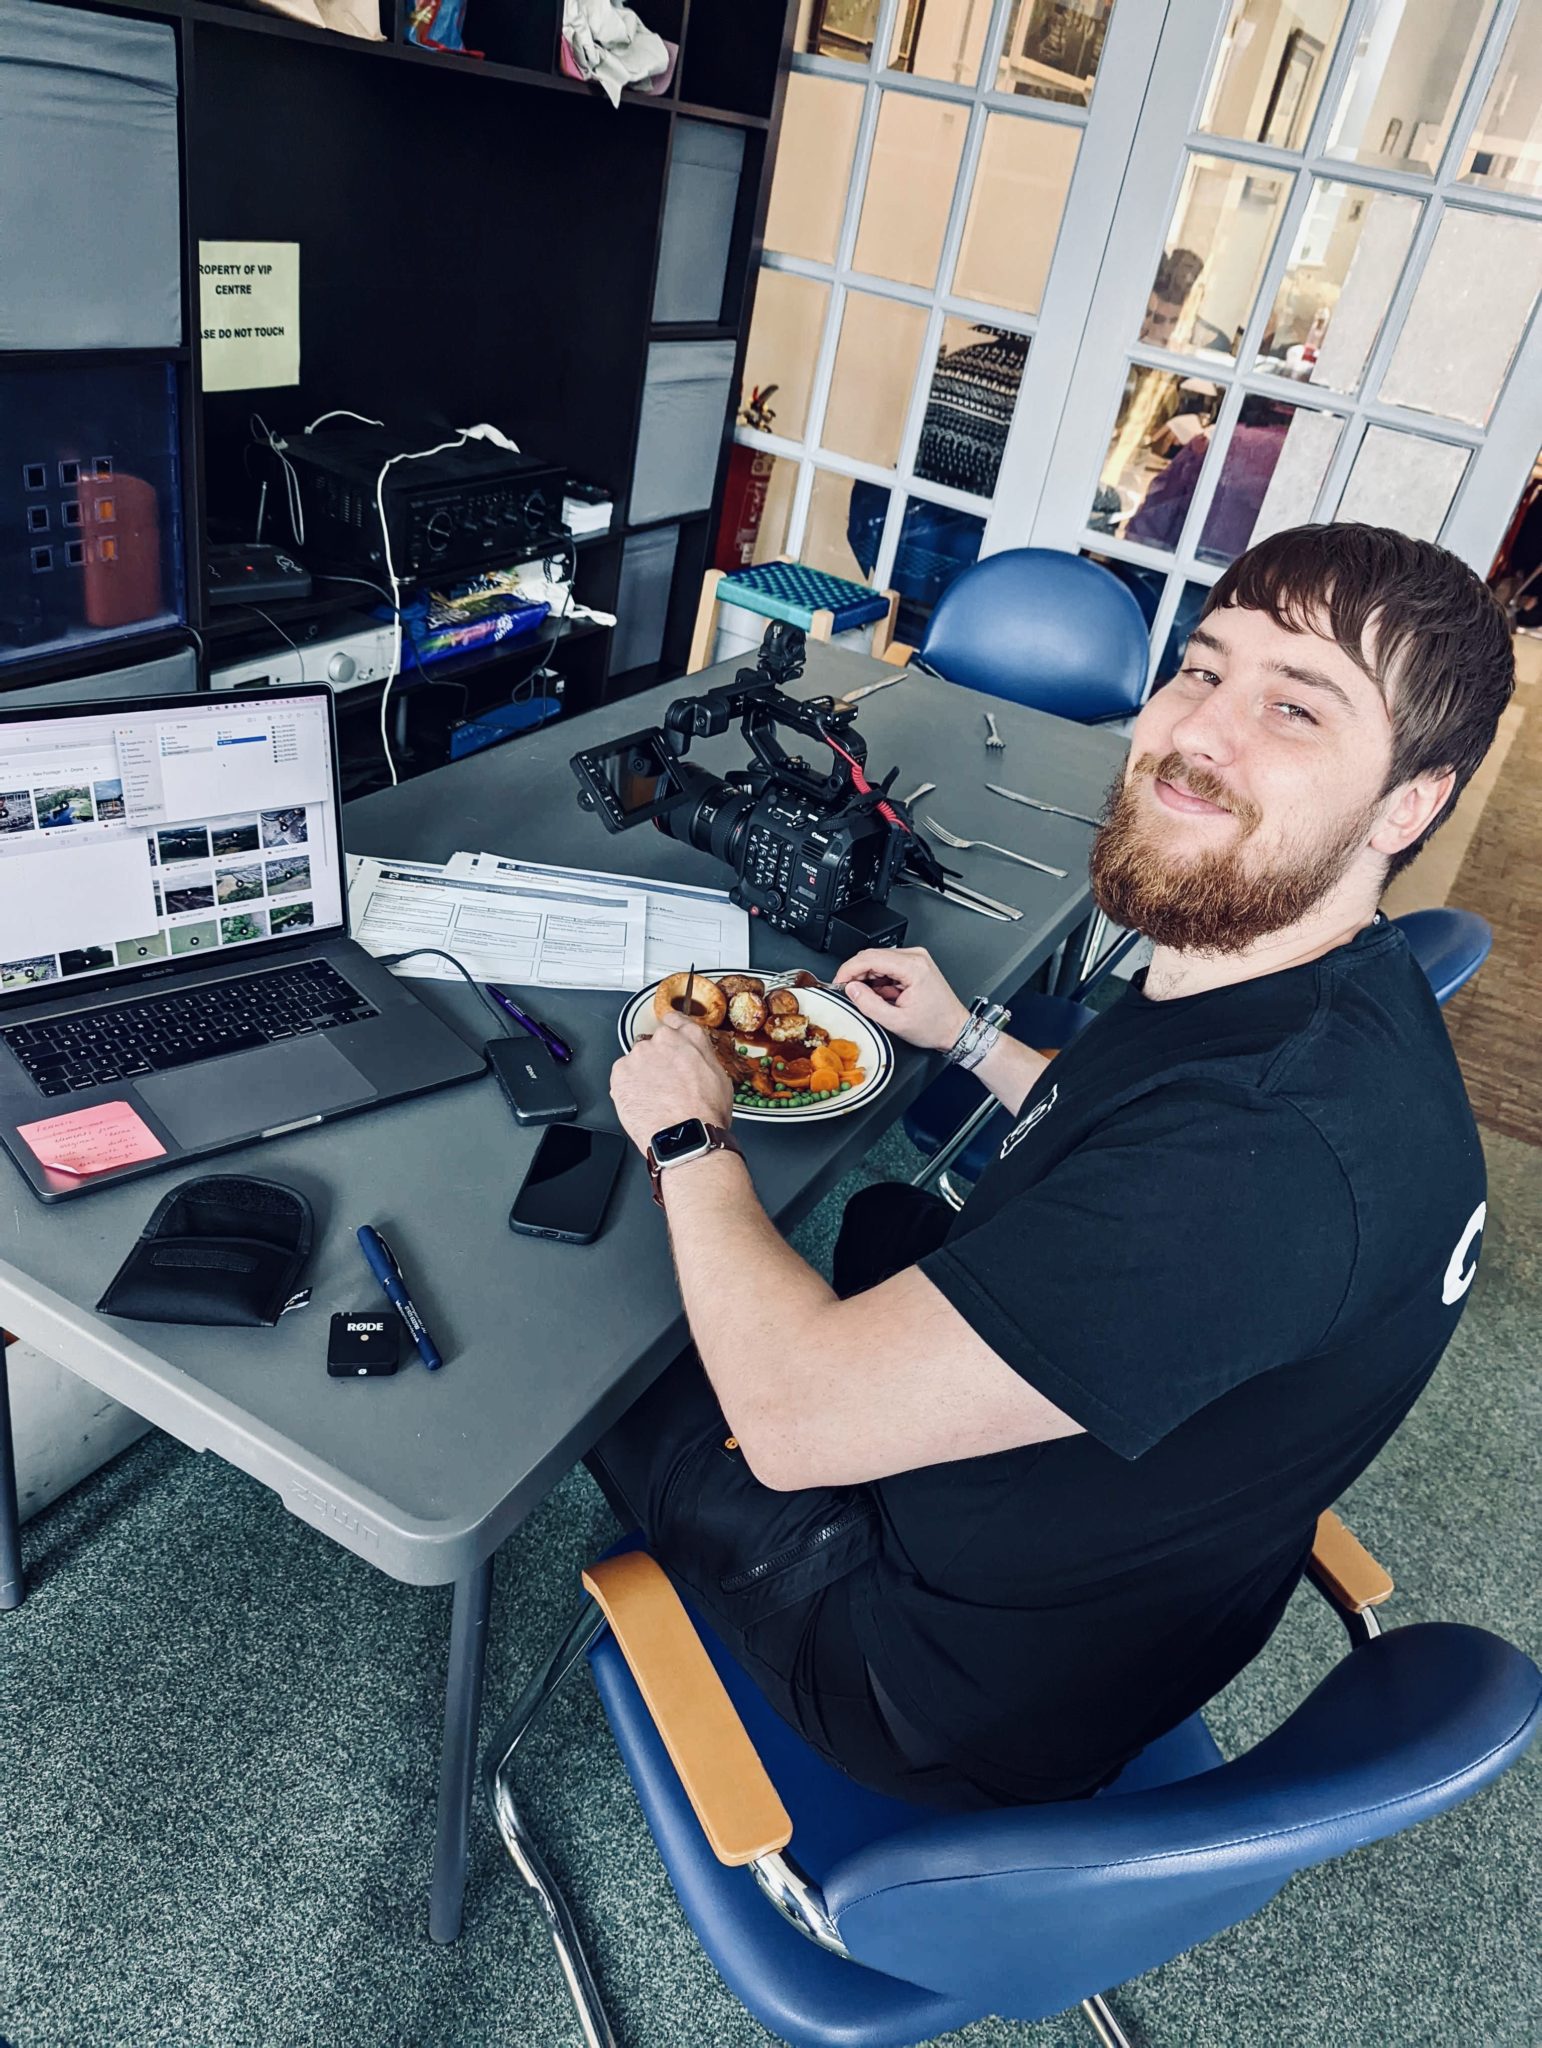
[486, 1036, 578, 1125]
[508, 1127, 625, 1244]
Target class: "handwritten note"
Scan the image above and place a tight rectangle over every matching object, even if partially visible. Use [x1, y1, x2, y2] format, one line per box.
[16, 1101, 167, 1179]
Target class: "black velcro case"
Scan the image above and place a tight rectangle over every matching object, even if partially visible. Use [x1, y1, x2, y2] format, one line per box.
[96, 1175, 314, 1327]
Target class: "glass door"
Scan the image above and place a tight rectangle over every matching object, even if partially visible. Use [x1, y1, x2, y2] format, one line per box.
[727, 0, 1164, 640]
[1032, 0, 1542, 687]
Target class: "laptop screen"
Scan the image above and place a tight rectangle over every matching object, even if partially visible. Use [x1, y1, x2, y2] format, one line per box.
[0, 689, 346, 1004]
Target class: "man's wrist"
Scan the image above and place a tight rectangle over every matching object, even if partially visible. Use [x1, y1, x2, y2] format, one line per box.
[656, 1144, 747, 1206]
[930, 999, 972, 1053]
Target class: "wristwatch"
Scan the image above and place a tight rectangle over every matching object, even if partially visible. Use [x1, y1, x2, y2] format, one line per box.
[946, 998, 1011, 1073]
[646, 1119, 743, 1208]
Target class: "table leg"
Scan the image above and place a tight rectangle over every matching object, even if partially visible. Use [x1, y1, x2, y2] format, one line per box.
[0, 1335, 24, 1610]
[1052, 914, 1094, 996]
[429, 1555, 495, 1942]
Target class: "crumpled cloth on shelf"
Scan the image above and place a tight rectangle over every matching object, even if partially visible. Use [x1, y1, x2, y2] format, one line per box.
[245, 0, 383, 39]
[562, 0, 671, 106]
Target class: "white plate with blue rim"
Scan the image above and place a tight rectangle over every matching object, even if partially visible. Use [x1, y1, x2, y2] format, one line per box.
[617, 970, 894, 1123]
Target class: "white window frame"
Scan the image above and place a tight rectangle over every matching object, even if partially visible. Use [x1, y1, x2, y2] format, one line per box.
[737, 0, 1170, 599]
[1028, 0, 1542, 687]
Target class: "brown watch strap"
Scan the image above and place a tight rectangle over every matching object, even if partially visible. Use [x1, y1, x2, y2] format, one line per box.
[647, 1122, 743, 1208]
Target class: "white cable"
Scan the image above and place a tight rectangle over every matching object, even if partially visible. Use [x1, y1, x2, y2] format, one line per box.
[375, 431, 479, 788]
[250, 413, 304, 546]
[305, 409, 385, 434]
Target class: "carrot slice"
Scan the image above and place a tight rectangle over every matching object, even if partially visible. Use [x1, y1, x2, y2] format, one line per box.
[843, 1068, 866, 1086]
[809, 1069, 841, 1093]
[827, 1038, 861, 1063]
[810, 1047, 842, 1073]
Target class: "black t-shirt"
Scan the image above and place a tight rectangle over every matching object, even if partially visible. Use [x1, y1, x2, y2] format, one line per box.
[849, 919, 1488, 1802]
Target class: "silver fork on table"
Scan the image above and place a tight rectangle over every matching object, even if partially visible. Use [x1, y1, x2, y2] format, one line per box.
[983, 712, 1004, 752]
[922, 814, 1067, 880]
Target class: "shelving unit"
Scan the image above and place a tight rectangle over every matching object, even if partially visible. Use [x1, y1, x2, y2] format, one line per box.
[3, 0, 793, 782]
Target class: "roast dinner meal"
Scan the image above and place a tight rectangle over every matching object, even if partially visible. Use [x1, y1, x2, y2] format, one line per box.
[652, 969, 867, 1110]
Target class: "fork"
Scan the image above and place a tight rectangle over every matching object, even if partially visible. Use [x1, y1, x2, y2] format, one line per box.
[922, 815, 1067, 880]
[897, 781, 936, 806]
[983, 712, 1005, 752]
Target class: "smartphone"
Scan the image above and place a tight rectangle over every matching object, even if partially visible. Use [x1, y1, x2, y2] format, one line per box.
[508, 1124, 628, 1244]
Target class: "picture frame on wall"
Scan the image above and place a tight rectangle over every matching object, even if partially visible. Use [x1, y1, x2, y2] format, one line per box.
[805, 0, 877, 62]
[1258, 29, 1324, 150]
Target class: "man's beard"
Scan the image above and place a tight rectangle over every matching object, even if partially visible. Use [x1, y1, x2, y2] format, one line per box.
[1089, 750, 1373, 955]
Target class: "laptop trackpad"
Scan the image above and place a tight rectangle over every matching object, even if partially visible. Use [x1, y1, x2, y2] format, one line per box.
[136, 1036, 379, 1150]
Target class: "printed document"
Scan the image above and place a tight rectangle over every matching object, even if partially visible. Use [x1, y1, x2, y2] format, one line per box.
[346, 855, 648, 989]
[449, 851, 751, 981]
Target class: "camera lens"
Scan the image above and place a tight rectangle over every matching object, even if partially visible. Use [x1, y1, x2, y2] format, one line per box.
[656, 778, 753, 868]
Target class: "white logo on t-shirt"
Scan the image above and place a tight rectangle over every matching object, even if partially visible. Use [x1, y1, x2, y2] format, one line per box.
[1000, 1082, 1057, 1161]
[1441, 1201, 1486, 1305]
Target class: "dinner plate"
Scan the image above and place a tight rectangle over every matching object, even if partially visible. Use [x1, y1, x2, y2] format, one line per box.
[617, 971, 895, 1124]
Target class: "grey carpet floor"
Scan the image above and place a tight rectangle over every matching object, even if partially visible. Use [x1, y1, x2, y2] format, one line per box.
[2, 1125, 1537, 2048]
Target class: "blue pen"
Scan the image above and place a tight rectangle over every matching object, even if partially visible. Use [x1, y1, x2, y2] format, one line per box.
[356, 1224, 443, 1372]
[483, 984, 574, 1063]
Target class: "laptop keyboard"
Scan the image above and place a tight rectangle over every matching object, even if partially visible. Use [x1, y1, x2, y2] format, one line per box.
[1, 960, 379, 1098]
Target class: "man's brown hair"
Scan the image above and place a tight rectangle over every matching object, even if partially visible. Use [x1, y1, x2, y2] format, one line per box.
[1202, 523, 1514, 879]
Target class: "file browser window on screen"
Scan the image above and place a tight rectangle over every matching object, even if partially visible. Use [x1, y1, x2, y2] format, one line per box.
[0, 693, 345, 997]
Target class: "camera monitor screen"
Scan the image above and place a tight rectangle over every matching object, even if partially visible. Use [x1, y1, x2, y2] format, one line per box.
[572, 728, 684, 830]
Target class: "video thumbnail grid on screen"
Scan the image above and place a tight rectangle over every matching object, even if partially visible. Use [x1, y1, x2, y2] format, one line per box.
[0, 700, 340, 996]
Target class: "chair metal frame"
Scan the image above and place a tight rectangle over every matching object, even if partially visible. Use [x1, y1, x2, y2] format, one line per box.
[484, 1517, 1392, 2048]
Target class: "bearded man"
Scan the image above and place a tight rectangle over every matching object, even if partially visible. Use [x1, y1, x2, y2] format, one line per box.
[596, 524, 1513, 1808]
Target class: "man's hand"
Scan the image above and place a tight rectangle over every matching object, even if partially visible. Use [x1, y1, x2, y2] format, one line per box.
[835, 946, 970, 1053]
[610, 1010, 734, 1155]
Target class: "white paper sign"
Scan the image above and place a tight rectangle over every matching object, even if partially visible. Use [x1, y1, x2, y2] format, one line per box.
[198, 241, 300, 393]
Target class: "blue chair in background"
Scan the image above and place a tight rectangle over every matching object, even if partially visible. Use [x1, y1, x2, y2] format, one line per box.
[1393, 907, 1493, 1005]
[886, 547, 1151, 725]
[487, 1517, 1540, 2048]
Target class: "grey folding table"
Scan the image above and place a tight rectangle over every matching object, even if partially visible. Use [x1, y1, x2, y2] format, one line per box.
[0, 642, 1127, 1940]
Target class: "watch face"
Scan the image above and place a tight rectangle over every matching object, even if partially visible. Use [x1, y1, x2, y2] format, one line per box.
[651, 1118, 711, 1166]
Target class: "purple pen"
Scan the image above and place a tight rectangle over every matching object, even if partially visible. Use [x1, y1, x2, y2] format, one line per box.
[483, 984, 574, 1063]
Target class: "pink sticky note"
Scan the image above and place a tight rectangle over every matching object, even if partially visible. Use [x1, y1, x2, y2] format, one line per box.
[16, 1100, 167, 1179]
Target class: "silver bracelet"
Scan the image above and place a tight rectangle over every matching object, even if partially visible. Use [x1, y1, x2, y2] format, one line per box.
[946, 999, 1010, 1071]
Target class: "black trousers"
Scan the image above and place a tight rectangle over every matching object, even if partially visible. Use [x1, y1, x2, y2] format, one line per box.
[584, 1180, 1005, 1809]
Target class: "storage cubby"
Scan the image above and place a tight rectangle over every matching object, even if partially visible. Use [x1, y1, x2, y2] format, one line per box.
[4, 0, 793, 784]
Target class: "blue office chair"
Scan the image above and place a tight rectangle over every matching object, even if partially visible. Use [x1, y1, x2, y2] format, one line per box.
[1393, 907, 1493, 1005]
[895, 548, 1150, 724]
[487, 1516, 1540, 2048]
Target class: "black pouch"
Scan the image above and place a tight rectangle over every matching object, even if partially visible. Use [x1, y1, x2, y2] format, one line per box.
[96, 1175, 314, 1327]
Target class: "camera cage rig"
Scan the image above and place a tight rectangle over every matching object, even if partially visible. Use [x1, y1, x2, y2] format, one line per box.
[646, 623, 949, 891]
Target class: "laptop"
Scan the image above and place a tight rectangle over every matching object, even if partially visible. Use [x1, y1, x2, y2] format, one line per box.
[0, 683, 485, 1202]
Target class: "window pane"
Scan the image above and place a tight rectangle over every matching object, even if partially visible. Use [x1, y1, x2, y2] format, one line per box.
[953, 112, 1080, 314]
[1461, 7, 1542, 197]
[1199, 0, 1349, 146]
[853, 92, 969, 287]
[796, 0, 879, 64]
[892, 496, 986, 642]
[1324, 0, 1491, 175]
[716, 450, 800, 571]
[765, 75, 865, 263]
[1196, 397, 1344, 565]
[1257, 181, 1420, 394]
[1140, 154, 1291, 362]
[915, 319, 1029, 495]
[889, 0, 991, 86]
[997, 0, 1116, 107]
[1379, 211, 1542, 429]
[740, 271, 830, 443]
[823, 292, 930, 467]
[806, 469, 889, 583]
[1335, 428, 1469, 540]
[1092, 365, 1223, 550]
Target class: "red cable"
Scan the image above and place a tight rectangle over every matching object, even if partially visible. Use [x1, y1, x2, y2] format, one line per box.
[819, 725, 909, 832]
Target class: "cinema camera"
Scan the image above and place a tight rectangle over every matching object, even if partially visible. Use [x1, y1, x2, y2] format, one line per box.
[569, 623, 946, 953]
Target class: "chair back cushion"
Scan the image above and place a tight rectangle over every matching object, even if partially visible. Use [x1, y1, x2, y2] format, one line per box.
[1392, 908, 1493, 1006]
[825, 1623, 1541, 2021]
[918, 549, 1149, 720]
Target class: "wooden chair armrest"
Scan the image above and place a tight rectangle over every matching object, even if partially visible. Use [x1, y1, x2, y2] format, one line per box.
[880, 639, 916, 668]
[582, 1551, 792, 1865]
[1308, 1510, 1394, 1614]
